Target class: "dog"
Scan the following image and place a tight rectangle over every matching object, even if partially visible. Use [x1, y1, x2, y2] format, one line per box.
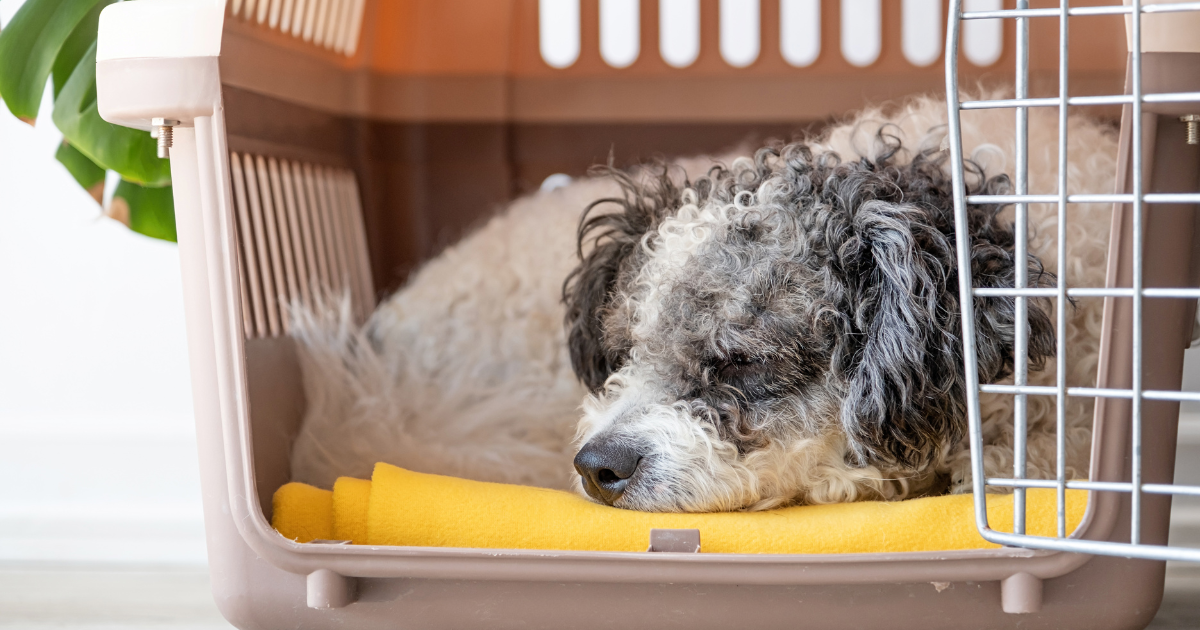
[288, 95, 1115, 513]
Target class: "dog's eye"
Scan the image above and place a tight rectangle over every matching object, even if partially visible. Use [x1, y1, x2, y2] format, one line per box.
[714, 352, 763, 382]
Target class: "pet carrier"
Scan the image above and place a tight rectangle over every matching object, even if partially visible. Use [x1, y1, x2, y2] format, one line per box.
[94, 0, 1197, 628]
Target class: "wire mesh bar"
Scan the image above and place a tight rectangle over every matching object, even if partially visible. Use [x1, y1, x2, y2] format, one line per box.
[974, 287, 1200, 298]
[960, 97, 1059, 109]
[944, 0, 992, 538]
[1144, 390, 1200, 402]
[1144, 484, 1200, 497]
[1145, 92, 1200, 104]
[1066, 481, 1136, 493]
[974, 287, 1056, 297]
[966, 193, 1200, 204]
[985, 532, 1200, 562]
[1012, 0, 1030, 537]
[986, 478, 1063, 489]
[962, 2, 1200, 19]
[1053, 0, 1068, 540]
[1067, 287, 1133, 297]
[1130, 0, 1145, 547]
[964, 7, 1102, 19]
[1057, 193, 1131, 203]
[980, 384, 1200, 403]
[987, 479, 1125, 491]
[1069, 94, 1135, 106]
[986, 479, 1200, 498]
[1145, 193, 1200, 203]
[1143, 288, 1200, 298]
[1139, 1, 1200, 13]
[977, 287, 1114, 298]
[969, 194, 1056, 203]
[959, 92, 1200, 110]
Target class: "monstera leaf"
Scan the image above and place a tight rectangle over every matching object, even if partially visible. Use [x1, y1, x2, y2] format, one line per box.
[52, 0, 111, 98]
[108, 178, 176, 242]
[52, 43, 172, 187]
[54, 140, 105, 203]
[0, 0, 177, 242]
[0, 0, 105, 124]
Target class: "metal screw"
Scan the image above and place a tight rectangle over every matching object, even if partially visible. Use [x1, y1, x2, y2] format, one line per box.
[152, 117, 179, 158]
[1183, 115, 1200, 146]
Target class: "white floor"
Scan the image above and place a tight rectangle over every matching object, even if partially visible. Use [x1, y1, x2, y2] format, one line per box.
[0, 562, 1196, 629]
[1151, 563, 1200, 629]
[0, 564, 231, 629]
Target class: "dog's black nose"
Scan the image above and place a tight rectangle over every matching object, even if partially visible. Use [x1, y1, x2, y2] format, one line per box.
[574, 437, 643, 506]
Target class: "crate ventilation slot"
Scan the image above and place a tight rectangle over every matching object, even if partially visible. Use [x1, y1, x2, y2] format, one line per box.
[229, 0, 366, 56]
[539, 0, 1003, 70]
[229, 152, 374, 339]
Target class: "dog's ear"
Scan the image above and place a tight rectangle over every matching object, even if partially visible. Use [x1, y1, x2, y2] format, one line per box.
[834, 163, 1055, 471]
[562, 213, 636, 391]
[563, 167, 683, 391]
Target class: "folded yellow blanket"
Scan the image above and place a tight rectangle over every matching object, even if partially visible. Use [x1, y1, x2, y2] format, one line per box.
[273, 462, 1087, 554]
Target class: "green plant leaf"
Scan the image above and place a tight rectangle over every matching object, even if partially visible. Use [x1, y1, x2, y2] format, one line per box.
[107, 179, 177, 242]
[0, 0, 105, 124]
[55, 140, 105, 203]
[53, 43, 172, 187]
[52, 0, 114, 98]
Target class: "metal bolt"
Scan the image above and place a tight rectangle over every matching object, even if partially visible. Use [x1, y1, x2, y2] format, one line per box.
[1183, 115, 1200, 146]
[152, 117, 179, 158]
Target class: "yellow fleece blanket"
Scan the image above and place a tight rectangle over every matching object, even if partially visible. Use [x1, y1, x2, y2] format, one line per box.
[272, 462, 1087, 553]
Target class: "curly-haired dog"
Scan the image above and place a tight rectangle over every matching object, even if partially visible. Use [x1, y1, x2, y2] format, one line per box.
[289, 96, 1115, 512]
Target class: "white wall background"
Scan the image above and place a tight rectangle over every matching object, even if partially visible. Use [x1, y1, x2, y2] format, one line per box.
[0, 0, 206, 565]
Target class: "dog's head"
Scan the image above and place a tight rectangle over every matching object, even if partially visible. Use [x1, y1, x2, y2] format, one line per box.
[562, 135, 1055, 512]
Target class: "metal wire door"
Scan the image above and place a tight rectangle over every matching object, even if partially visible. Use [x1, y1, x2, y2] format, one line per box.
[945, 0, 1200, 562]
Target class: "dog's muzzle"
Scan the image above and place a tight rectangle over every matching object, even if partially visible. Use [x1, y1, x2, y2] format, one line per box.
[574, 436, 643, 506]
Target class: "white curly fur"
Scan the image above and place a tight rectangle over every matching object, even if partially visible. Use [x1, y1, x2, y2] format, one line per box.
[289, 94, 1116, 511]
